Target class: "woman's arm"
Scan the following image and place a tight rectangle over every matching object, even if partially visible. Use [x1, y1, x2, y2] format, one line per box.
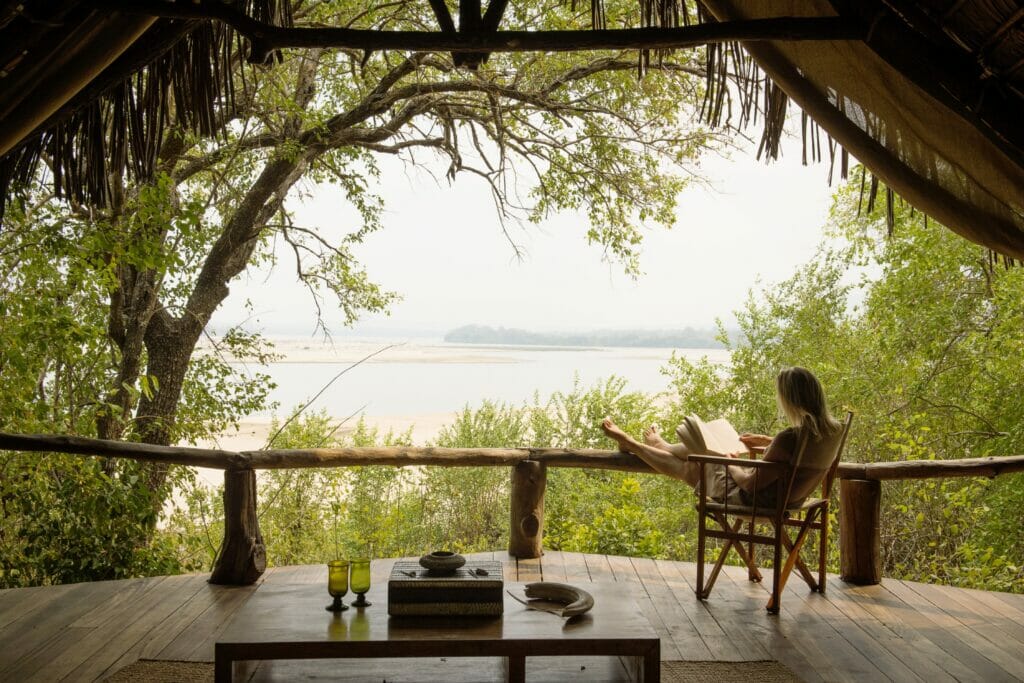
[739, 433, 772, 450]
[730, 435, 791, 493]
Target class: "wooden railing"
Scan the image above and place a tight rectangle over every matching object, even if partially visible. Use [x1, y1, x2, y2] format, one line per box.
[2, 431, 1023, 586]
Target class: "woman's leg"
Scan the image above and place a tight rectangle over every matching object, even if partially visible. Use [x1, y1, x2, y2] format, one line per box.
[643, 424, 692, 458]
[601, 418, 699, 486]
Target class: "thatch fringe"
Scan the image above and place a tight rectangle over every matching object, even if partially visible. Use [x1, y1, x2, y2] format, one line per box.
[0, 0, 290, 224]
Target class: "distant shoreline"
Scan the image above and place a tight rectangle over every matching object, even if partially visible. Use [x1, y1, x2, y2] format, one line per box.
[444, 324, 729, 349]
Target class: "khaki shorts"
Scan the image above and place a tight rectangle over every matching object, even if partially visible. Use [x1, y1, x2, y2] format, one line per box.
[702, 464, 746, 505]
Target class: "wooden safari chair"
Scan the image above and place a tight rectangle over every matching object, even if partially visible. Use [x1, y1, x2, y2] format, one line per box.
[690, 411, 853, 613]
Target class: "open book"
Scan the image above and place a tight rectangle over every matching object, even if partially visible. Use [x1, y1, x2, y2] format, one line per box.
[675, 415, 745, 457]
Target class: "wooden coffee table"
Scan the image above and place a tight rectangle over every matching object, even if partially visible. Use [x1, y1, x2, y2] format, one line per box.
[215, 580, 660, 682]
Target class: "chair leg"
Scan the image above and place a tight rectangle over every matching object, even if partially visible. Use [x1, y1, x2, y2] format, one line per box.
[701, 517, 738, 598]
[745, 521, 763, 582]
[700, 515, 752, 599]
[819, 507, 829, 594]
[780, 528, 818, 590]
[696, 512, 707, 599]
[767, 534, 783, 614]
[716, 515, 761, 583]
[774, 516, 819, 603]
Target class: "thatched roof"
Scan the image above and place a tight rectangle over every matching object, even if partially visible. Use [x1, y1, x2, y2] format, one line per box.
[1, 0, 1023, 259]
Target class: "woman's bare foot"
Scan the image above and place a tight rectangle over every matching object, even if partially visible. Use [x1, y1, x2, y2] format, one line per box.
[643, 424, 670, 449]
[601, 417, 634, 451]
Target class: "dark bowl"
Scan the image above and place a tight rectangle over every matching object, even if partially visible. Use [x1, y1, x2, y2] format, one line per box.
[419, 551, 466, 573]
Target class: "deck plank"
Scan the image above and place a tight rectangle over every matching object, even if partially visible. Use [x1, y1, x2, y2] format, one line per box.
[582, 553, 615, 582]
[561, 551, 592, 582]
[838, 581, 985, 682]
[492, 550, 517, 582]
[0, 581, 78, 631]
[28, 573, 209, 682]
[99, 575, 273, 680]
[600, 555, 681, 660]
[653, 558, 758, 663]
[745, 566, 912, 681]
[629, 557, 699, 661]
[714, 565, 850, 681]
[823, 580, 955, 683]
[881, 578, 1021, 681]
[0, 555, 1021, 682]
[691, 565, 778, 663]
[539, 550, 568, 582]
[992, 589, 1024, 614]
[896, 579, 1024, 679]
[908, 579, 1024, 650]
[0, 580, 128, 679]
[729, 565, 920, 683]
[517, 555, 543, 582]
[605, 554, 640, 584]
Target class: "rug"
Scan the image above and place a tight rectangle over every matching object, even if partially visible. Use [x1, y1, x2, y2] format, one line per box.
[662, 660, 803, 682]
[105, 657, 804, 681]
[104, 659, 213, 682]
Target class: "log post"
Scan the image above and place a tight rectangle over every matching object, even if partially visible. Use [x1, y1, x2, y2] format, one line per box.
[839, 478, 882, 585]
[509, 460, 546, 558]
[210, 468, 267, 585]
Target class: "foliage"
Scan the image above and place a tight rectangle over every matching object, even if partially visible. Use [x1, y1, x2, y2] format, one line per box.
[0, 453, 187, 587]
[0, 191, 282, 586]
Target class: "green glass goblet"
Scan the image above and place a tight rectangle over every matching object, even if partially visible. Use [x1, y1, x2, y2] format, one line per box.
[350, 558, 372, 608]
[326, 560, 350, 612]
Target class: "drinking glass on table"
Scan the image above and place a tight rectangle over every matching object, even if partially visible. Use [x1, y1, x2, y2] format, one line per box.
[326, 560, 350, 612]
[350, 558, 372, 607]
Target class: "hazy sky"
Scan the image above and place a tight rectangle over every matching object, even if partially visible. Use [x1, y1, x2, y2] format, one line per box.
[209, 131, 837, 337]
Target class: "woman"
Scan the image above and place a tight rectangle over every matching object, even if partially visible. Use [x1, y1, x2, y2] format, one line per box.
[600, 366, 843, 506]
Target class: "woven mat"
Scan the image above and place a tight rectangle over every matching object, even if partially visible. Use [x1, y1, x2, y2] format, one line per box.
[105, 657, 803, 682]
[104, 659, 212, 682]
[663, 659, 803, 682]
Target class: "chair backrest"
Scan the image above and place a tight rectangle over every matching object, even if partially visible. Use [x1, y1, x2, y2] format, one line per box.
[780, 410, 854, 509]
[778, 427, 810, 510]
[821, 411, 854, 500]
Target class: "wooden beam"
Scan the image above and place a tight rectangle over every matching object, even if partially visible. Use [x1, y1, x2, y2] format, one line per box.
[978, 6, 1024, 56]
[509, 460, 546, 558]
[4, 431, 1022, 481]
[838, 455, 1024, 481]
[0, 431, 248, 469]
[96, 1, 864, 54]
[839, 479, 882, 585]
[481, 0, 510, 31]
[239, 446, 655, 470]
[459, 0, 481, 33]
[209, 468, 267, 585]
[426, 0, 456, 33]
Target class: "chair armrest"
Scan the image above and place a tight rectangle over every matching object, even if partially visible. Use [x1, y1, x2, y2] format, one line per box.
[688, 454, 786, 471]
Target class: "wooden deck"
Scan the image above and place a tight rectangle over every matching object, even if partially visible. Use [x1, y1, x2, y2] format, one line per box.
[1, 552, 1023, 682]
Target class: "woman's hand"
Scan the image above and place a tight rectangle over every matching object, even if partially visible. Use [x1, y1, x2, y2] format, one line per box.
[739, 433, 772, 448]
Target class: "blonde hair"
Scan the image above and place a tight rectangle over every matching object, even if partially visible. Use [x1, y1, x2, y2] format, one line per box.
[776, 366, 840, 439]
